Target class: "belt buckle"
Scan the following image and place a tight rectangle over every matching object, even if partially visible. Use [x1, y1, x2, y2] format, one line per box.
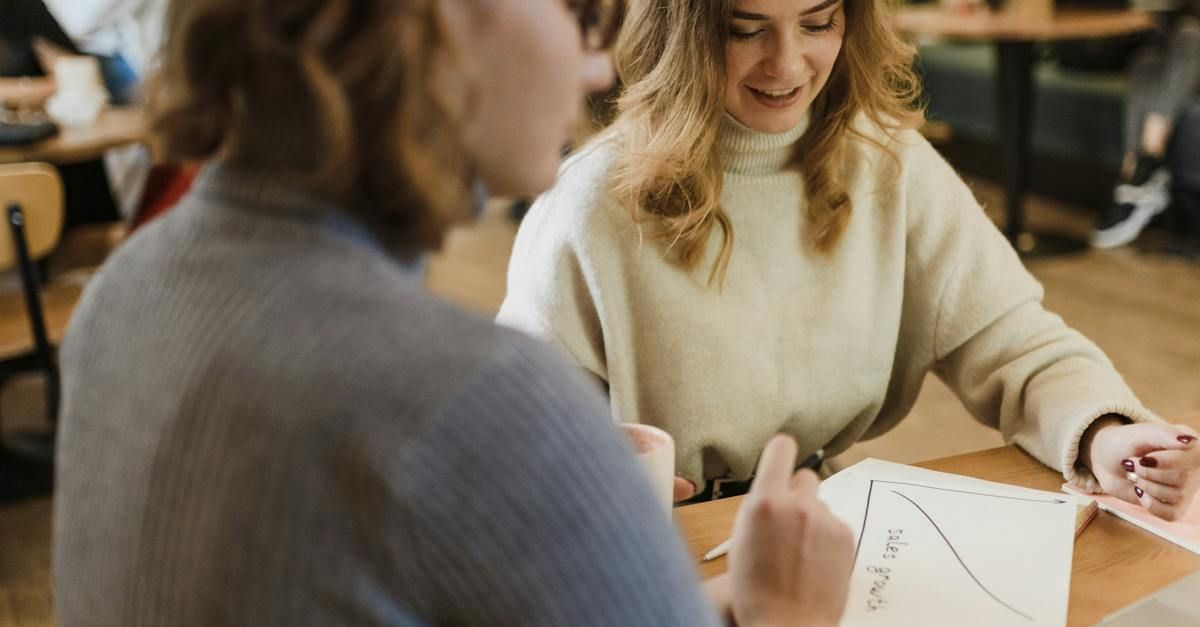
[711, 476, 738, 501]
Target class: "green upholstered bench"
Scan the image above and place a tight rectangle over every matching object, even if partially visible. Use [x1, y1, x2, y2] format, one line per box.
[917, 40, 1200, 173]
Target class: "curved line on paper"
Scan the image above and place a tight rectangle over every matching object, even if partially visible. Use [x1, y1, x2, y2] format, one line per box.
[890, 490, 1034, 622]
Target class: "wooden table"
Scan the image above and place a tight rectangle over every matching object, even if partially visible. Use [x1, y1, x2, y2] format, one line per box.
[0, 107, 145, 165]
[895, 5, 1155, 257]
[676, 416, 1200, 626]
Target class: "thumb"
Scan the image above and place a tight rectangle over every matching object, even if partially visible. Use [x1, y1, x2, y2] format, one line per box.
[673, 476, 696, 502]
[1106, 474, 1143, 507]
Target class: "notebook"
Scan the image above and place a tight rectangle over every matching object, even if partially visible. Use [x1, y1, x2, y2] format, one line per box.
[1099, 569, 1200, 626]
[1062, 483, 1200, 555]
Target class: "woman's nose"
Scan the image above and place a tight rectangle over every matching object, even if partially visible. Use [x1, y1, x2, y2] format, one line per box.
[761, 35, 807, 82]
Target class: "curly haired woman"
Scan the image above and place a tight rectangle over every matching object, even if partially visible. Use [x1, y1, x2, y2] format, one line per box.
[53, 0, 859, 625]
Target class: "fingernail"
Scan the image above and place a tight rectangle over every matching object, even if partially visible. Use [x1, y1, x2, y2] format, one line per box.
[1122, 459, 1135, 472]
[1179, 435, 1196, 444]
[1135, 487, 1144, 498]
[1140, 456, 1158, 468]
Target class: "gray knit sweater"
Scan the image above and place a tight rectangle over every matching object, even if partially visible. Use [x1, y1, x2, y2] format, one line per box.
[53, 163, 719, 626]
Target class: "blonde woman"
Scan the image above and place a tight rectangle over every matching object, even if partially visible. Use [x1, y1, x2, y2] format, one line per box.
[499, 0, 1200, 518]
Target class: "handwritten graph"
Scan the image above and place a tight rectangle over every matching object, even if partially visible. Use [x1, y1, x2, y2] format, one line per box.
[890, 490, 1033, 621]
[823, 459, 1076, 627]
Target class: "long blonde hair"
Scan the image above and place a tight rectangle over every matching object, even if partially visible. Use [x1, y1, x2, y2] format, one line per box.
[609, 0, 923, 285]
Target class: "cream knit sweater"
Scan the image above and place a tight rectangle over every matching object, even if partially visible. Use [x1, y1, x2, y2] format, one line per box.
[498, 114, 1158, 493]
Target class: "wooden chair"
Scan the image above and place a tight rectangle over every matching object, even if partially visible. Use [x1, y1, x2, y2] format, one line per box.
[0, 161, 80, 500]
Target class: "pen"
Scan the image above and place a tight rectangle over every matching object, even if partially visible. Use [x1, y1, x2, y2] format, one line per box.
[701, 448, 825, 562]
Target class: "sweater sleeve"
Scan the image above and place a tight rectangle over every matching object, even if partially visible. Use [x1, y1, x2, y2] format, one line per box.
[902, 138, 1160, 492]
[386, 337, 719, 626]
[497, 146, 617, 383]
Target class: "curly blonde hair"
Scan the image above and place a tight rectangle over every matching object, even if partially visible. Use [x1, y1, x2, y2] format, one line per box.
[610, 0, 923, 285]
[149, 0, 472, 258]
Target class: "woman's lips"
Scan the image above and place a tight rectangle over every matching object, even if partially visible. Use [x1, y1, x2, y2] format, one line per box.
[747, 85, 804, 109]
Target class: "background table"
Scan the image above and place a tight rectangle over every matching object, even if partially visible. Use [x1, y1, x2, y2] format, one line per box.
[676, 413, 1200, 626]
[0, 107, 145, 165]
[895, 6, 1155, 257]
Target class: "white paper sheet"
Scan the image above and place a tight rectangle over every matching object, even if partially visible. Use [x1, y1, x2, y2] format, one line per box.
[817, 459, 1076, 627]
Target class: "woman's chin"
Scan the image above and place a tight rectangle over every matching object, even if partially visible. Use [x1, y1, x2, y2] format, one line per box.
[482, 165, 559, 201]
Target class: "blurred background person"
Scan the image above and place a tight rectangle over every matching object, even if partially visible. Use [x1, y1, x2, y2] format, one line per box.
[1093, 0, 1200, 247]
[0, 0, 122, 228]
[41, 0, 169, 220]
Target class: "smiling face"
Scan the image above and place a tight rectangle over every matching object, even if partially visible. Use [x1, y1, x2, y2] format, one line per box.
[724, 0, 846, 133]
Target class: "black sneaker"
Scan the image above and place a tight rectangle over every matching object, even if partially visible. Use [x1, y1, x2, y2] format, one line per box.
[1128, 153, 1165, 187]
[1092, 162, 1171, 249]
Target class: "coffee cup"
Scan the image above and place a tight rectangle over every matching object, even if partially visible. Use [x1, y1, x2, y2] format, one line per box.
[619, 423, 675, 515]
[46, 56, 107, 128]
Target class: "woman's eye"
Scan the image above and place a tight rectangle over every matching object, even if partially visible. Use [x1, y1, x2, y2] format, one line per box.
[802, 19, 837, 34]
[729, 28, 764, 40]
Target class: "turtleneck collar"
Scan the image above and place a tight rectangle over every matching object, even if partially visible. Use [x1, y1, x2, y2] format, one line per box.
[191, 160, 344, 220]
[189, 160, 428, 271]
[718, 112, 808, 177]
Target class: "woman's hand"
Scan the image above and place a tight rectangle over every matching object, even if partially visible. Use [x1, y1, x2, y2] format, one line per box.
[1083, 418, 1200, 521]
[727, 435, 854, 627]
[674, 477, 696, 502]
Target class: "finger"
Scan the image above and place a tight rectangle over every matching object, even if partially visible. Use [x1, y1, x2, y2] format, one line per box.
[1130, 459, 1188, 487]
[1173, 424, 1200, 444]
[673, 477, 696, 502]
[1136, 478, 1186, 505]
[1136, 486, 1184, 521]
[790, 468, 819, 496]
[751, 434, 798, 495]
[1126, 423, 1198, 456]
[1139, 449, 1200, 472]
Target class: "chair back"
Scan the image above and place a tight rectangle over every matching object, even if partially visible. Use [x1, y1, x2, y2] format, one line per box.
[0, 162, 64, 271]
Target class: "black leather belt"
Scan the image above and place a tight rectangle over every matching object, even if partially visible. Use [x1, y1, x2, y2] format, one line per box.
[674, 449, 825, 506]
[675, 476, 755, 506]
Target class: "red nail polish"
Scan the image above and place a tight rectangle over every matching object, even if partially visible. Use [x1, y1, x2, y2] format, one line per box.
[1122, 459, 1135, 472]
[1135, 487, 1144, 498]
[1179, 435, 1196, 444]
[1140, 456, 1158, 468]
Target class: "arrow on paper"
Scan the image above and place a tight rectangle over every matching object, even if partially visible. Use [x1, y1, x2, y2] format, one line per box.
[873, 480, 1070, 504]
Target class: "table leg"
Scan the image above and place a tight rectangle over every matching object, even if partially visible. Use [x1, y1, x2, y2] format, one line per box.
[994, 41, 1088, 257]
[0, 431, 55, 502]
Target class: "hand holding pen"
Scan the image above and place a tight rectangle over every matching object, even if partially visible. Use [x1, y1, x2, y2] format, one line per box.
[723, 436, 853, 627]
[702, 447, 826, 561]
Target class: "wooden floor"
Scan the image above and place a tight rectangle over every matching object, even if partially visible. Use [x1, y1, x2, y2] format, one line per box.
[2, 178, 1199, 625]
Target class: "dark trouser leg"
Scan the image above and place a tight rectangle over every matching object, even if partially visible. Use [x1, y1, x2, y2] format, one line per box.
[1155, 17, 1200, 124]
[1125, 47, 1165, 160]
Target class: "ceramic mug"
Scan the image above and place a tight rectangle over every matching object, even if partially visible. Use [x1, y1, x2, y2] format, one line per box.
[620, 423, 675, 515]
[46, 56, 107, 128]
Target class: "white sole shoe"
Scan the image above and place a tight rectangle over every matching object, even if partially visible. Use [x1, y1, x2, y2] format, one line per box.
[1093, 169, 1172, 249]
